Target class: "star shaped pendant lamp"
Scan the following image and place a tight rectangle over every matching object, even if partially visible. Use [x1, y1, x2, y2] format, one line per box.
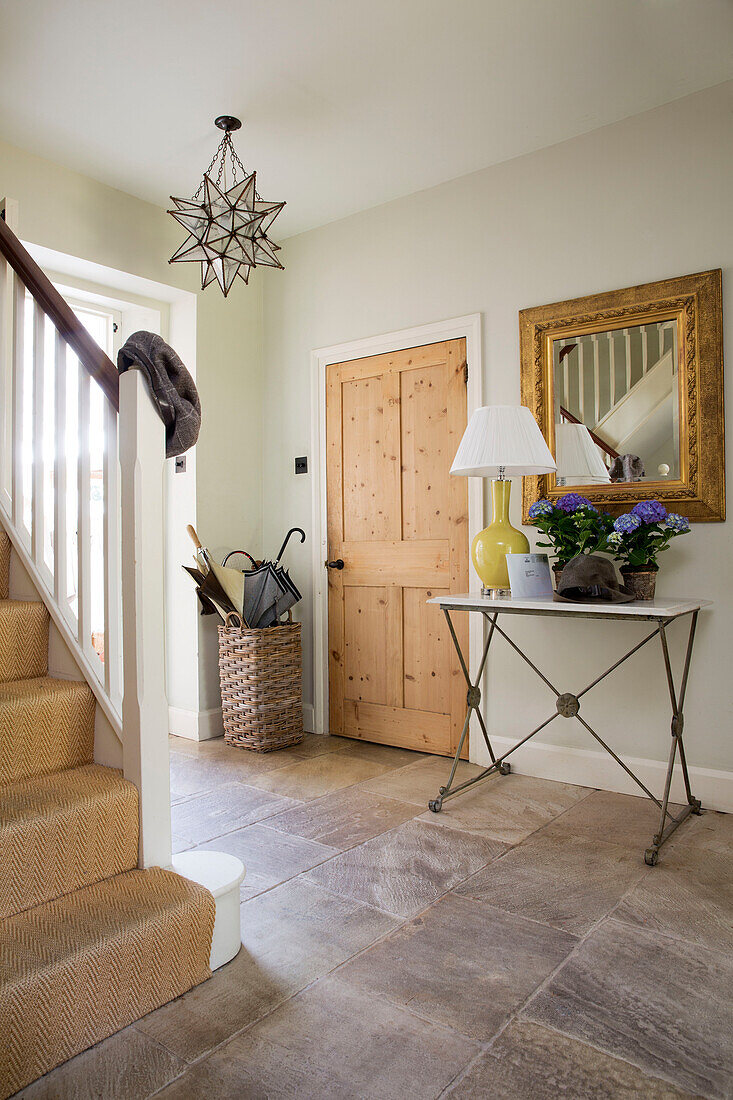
[168, 116, 285, 296]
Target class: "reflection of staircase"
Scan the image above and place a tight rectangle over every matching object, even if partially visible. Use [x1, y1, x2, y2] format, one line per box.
[557, 322, 677, 473]
[0, 529, 216, 1098]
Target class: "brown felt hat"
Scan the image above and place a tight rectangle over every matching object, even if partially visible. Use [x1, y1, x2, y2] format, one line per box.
[554, 553, 635, 603]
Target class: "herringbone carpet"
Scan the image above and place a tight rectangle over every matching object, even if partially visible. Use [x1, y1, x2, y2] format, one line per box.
[0, 528, 215, 1097]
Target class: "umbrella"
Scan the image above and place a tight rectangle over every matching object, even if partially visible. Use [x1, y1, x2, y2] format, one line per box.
[182, 526, 306, 628]
[246, 528, 306, 627]
[186, 526, 247, 620]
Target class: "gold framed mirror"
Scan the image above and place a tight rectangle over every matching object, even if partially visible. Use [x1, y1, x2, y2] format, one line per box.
[520, 270, 724, 522]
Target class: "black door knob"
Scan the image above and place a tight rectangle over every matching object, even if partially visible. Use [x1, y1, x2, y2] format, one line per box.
[326, 559, 345, 570]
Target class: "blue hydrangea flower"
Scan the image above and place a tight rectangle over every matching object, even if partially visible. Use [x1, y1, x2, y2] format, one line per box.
[632, 500, 668, 524]
[557, 493, 594, 513]
[528, 498, 554, 519]
[614, 512, 642, 534]
[665, 512, 690, 533]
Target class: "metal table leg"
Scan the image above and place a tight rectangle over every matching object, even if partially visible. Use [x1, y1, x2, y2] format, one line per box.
[427, 607, 703, 865]
[428, 610, 510, 813]
[644, 611, 702, 865]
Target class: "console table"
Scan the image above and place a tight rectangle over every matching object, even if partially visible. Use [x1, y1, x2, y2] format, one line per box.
[426, 593, 711, 865]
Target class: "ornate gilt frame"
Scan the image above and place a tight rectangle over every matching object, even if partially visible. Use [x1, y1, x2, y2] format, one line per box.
[520, 269, 725, 523]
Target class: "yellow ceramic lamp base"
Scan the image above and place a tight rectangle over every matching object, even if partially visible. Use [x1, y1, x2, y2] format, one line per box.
[472, 479, 529, 593]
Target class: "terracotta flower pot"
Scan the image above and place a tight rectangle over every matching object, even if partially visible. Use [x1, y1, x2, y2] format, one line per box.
[552, 562, 566, 590]
[620, 565, 658, 600]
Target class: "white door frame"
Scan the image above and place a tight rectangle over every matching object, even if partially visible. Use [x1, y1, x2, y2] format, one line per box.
[310, 313, 484, 755]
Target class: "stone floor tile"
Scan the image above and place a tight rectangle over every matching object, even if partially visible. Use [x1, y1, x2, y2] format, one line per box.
[155, 976, 480, 1100]
[358, 755, 483, 806]
[170, 747, 303, 802]
[136, 879, 398, 1064]
[306, 818, 505, 917]
[525, 917, 733, 1098]
[455, 826, 649, 935]
[194, 823, 340, 900]
[15, 1026, 185, 1100]
[337, 894, 576, 1041]
[170, 782, 301, 845]
[416, 772, 591, 844]
[337, 738, 431, 768]
[266, 787, 419, 849]
[546, 789, 686, 852]
[614, 822, 733, 954]
[445, 1019, 693, 1098]
[244, 752, 392, 801]
[279, 732, 351, 758]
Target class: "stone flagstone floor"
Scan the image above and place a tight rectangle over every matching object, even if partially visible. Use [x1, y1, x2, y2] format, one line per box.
[17, 733, 733, 1099]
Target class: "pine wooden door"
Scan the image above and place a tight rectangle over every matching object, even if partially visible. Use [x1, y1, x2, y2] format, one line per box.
[326, 339, 469, 756]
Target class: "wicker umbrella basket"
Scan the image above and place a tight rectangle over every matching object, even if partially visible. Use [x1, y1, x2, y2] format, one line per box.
[217, 613, 304, 752]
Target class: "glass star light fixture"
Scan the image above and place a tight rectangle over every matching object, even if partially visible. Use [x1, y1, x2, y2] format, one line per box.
[168, 116, 285, 296]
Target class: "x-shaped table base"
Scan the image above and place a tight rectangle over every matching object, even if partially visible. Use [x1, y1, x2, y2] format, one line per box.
[429, 607, 701, 865]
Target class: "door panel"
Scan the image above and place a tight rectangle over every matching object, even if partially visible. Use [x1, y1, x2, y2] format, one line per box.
[403, 587, 452, 714]
[343, 586, 402, 707]
[401, 363, 452, 541]
[327, 338, 468, 757]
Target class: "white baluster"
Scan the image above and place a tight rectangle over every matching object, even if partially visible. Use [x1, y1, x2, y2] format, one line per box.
[0, 259, 13, 513]
[77, 366, 93, 665]
[608, 330, 616, 410]
[119, 368, 170, 869]
[31, 301, 46, 571]
[592, 336, 600, 425]
[577, 339, 585, 422]
[53, 332, 69, 619]
[624, 328, 632, 393]
[642, 325, 649, 375]
[103, 401, 121, 707]
[11, 278, 26, 541]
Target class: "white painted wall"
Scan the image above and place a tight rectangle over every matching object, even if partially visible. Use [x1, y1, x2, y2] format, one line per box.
[0, 136, 264, 736]
[261, 83, 733, 806]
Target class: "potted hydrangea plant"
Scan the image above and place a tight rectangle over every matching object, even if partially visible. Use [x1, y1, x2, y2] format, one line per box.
[606, 501, 690, 599]
[528, 493, 614, 585]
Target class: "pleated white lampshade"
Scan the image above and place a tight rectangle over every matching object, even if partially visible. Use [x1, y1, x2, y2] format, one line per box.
[555, 422, 611, 484]
[450, 405, 556, 477]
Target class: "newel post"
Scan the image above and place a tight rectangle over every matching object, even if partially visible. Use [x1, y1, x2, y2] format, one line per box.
[119, 368, 172, 868]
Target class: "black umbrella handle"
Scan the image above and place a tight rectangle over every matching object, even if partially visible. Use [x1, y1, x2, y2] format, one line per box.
[275, 527, 306, 564]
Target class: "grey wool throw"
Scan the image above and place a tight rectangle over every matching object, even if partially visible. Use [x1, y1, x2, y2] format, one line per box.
[118, 331, 201, 458]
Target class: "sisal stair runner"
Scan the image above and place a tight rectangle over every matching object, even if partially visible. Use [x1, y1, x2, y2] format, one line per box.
[0, 531, 215, 1097]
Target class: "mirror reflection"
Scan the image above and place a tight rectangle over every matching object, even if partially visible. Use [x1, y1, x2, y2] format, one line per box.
[552, 320, 680, 485]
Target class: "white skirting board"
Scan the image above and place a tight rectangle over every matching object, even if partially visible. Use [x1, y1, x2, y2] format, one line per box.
[168, 706, 224, 742]
[303, 703, 315, 735]
[471, 734, 733, 814]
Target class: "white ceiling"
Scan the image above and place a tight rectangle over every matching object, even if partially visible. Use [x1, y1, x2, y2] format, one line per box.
[1, 0, 732, 238]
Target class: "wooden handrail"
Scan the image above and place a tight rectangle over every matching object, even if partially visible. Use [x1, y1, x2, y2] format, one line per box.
[559, 405, 619, 461]
[0, 214, 119, 410]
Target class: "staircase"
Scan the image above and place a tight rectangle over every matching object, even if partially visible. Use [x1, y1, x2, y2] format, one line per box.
[0, 204, 243, 1095]
[0, 529, 215, 1097]
[556, 321, 679, 478]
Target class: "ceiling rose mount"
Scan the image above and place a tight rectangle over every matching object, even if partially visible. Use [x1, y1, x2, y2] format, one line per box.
[168, 115, 285, 296]
[214, 115, 242, 133]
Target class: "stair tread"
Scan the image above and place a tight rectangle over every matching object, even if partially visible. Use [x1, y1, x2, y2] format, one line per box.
[0, 532, 9, 600]
[0, 867, 215, 1097]
[0, 676, 95, 788]
[0, 599, 49, 684]
[0, 764, 139, 919]
[0, 674, 93, 704]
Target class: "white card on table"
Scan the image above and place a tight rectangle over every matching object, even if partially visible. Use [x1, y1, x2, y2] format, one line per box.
[505, 553, 553, 599]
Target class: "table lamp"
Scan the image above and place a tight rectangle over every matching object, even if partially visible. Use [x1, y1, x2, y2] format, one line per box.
[555, 422, 611, 486]
[450, 405, 556, 596]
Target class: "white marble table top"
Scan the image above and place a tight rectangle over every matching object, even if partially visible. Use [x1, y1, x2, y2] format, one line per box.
[427, 593, 711, 620]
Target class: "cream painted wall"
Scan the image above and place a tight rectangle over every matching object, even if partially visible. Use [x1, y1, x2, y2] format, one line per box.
[0, 136, 263, 726]
[261, 82, 733, 800]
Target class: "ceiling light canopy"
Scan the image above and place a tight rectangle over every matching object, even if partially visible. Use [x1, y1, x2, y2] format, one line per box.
[168, 115, 285, 296]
